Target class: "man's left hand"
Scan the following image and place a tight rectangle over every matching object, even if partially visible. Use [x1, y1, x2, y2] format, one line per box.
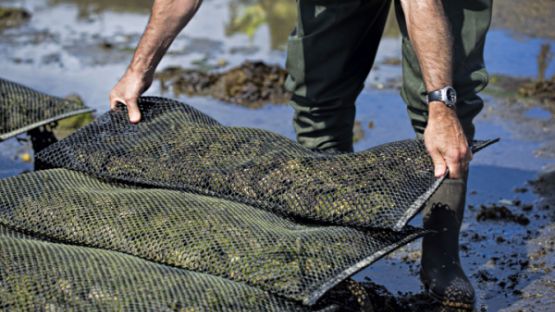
[424, 102, 472, 179]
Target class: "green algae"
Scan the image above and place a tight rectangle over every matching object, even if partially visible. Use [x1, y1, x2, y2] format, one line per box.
[156, 61, 290, 108]
[0, 7, 31, 30]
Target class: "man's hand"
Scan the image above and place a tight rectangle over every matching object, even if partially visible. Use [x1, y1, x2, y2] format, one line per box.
[109, 70, 153, 123]
[399, 0, 471, 178]
[109, 0, 203, 123]
[424, 102, 472, 179]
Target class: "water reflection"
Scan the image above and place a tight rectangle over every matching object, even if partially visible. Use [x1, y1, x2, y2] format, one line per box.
[47, 0, 298, 49]
[226, 0, 296, 50]
[45, 0, 402, 49]
[383, 4, 401, 38]
[225, 0, 400, 49]
[45, 0, 555, 50]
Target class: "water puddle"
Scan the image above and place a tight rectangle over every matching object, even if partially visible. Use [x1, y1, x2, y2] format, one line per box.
[524, 107, 552, 121]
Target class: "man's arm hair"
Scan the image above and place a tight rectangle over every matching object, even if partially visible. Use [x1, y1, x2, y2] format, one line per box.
[109, 0, 202, 123]
[400, 0, 472, 179]
[400, 0, 453, 92]
[129, 0, 203, 77]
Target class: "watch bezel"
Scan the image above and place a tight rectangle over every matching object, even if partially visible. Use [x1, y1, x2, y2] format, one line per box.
[443, 86, 457, 106]
[426, 86, 457, 108]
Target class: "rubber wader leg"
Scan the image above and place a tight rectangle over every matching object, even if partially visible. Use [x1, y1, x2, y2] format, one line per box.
[394, 1, 492, 306]
[394, 0, 493, 138]
[420, 177, 476, 309]
[285, 0, 391, 152]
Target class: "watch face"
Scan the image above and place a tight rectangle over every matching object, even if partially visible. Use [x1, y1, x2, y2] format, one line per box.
[446, 87, 457, 105]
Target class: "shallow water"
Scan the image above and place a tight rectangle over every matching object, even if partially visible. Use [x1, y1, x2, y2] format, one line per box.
[1, 0, 554, 310]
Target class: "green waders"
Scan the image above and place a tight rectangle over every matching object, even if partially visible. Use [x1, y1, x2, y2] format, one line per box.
[285, 0, 492, 151]
[285, 0, 493, 308]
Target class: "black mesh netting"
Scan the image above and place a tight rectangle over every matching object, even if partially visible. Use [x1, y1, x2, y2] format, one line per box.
[0, 233, 306, 311]
[0, 78, 94, 141]
[1, 89, 497, 309]
[0, 169, 426, 305]
[37, 97, 495, 231]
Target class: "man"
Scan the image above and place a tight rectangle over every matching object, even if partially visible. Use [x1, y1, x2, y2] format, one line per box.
[110, 0, 492, 309]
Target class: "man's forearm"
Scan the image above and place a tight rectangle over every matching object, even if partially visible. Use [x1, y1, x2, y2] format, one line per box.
[110, 0, 202, 123]
[400, 0, 453, 94]
[400, 0, 471, 179]
[129, 0, 202, 76]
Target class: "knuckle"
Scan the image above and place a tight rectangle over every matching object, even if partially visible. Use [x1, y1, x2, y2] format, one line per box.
[460, 149, 470, 158]
[446, 150, 459, 160]
[448, 161, 460, 170]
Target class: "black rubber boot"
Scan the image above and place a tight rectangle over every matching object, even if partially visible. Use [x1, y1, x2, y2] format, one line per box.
[420, 178, 475, 310]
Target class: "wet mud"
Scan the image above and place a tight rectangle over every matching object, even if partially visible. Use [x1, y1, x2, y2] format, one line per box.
[476, 204, 530, 226]
[499, 171, 555, 311]
[489, 74, 555, 111]
[489, 44, 554, 106]
[492, 0, 555, 40]
[483, 43, 554, 158]
[49, 0, 153, 16]
[353, 121, 365, 144]
[156, 61, 291, 108]
[483, 80, 555, 157]
[317, 278, 480, 312]
[355, 171, 555, 312]
[0, 7, 31, 30]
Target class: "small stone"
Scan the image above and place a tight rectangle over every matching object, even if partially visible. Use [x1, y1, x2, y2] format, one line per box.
[514, 187, 528, 193]
[20, 152, 32, 163]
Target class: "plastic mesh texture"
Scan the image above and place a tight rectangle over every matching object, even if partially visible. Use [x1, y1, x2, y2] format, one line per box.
[0, 235, 306, 311]
[0, 169, 426, 305]
[1, 89, 497, 308]
[35, 97, 495, 231]
[0, 78, 94, 141]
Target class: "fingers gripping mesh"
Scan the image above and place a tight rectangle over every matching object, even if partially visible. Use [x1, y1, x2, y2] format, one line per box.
[0, 78, 94, 141]
[0, 235, 305, 311]
[1, 83, 498, 309]
[0, 169, 425, 305]
[37, 97, 463, 230]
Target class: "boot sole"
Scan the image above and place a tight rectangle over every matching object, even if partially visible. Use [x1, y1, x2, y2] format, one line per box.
[421, 274, 475, 311]
[425, 286, 475, 311]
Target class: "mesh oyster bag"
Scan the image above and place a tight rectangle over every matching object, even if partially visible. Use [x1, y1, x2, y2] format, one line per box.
[1, 92, 499, 309]
[0, 169, 426, 305]
[37, 97, 497, 230]
[0, 78, 94, 141]
[0, 234, 305, 311]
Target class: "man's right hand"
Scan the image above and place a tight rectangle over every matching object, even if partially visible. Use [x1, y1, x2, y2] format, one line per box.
[108, 0, 204, 123]
[109, 70, 153, 124]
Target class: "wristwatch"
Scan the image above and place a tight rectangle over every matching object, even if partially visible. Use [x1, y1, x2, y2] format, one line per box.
[426, 86, 457, 109]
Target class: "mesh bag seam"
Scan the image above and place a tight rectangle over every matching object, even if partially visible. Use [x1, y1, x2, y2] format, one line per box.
[0, 169, 427, 305]
[35, 97, 497, 231]
[0, 231, 306, 311]
[0, 78, 94, 141]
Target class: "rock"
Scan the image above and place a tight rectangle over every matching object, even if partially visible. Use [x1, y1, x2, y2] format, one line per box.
[353, 121, 365, 143]
[0, 7, 31, 30]
[156, 61, 291, 108]
[476, 204, 530, 226]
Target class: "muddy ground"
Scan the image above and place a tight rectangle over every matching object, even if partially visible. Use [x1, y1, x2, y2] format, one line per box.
[0, 0, 554, 311]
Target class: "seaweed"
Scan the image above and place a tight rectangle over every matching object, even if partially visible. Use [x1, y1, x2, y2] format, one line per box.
[156, 61, 291, 108]
[0, 7, 31, 30]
